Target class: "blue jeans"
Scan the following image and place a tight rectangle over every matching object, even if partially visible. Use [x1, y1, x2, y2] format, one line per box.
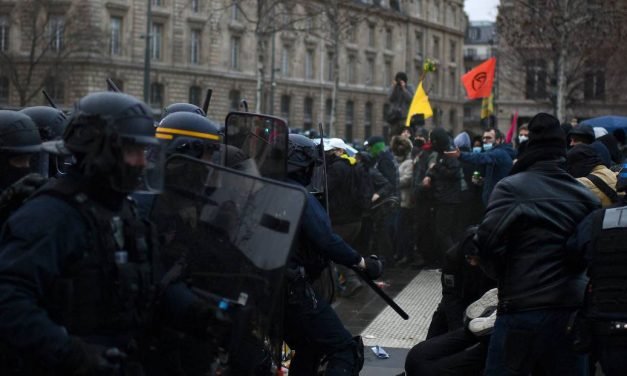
[485, 309, 587, 376]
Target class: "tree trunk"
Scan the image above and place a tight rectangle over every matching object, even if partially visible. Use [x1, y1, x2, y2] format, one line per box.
[555, 45, 567, 122]
[255, 38, 267, 113]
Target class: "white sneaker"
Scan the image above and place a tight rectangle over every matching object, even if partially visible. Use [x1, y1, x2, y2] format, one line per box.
[469, 310, 497, 337]
[465, 288, 498, 320]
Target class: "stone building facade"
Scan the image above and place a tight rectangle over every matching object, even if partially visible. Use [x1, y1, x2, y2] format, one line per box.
[0, 0, 466, 144]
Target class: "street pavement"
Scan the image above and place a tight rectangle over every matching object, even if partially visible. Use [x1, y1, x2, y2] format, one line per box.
[334, 266, 442, 375]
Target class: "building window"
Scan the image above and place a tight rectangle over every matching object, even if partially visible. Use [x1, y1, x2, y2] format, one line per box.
[305, 49, 315, 80]
[466, 48, 476, 59]
[347, 23, 357, 44]
[368, 24, 376, 47]
[230, 36, 241, 70]
[280, 94, 291, 122]
[415, 31, 423, 57]
[432, 70, 440, 95]
[191, 0, 199, 12]
[365, 102, 373, 139]
[0, 16, 9, 52]
[231, 1, 240, 21]
[384, 60, 392, 87]
[449, 68, 456, 96]
[281, 45, 290, 76]
[44, 77, 64, 104]
[327, 52, 334, 81]
[347, 54, 357, 84]
[325, 98, 332, 135]
[346, 100, 354, 142]
[152, 0, 163, 6]
[48, 15, 64, 52]
[0, 77, 8, 104]
[304, 97, 313, 130]
[433, 0, 441, 22]
[190, 29, 201, 64]
[432, 36, 440, 60]
[229, 89, 241, 111]
[151, 22, 163, 60]
[150, 82, 164, 109]
[449, 109, 457, 128]
[189, 86, 202, 106]
[366, 57, 375, 86]
[464, 106, 472, 119]
[110, 16, 122, 56]
[468, 28, 479, 41]
[584, 69, 605, 100]
[449, 40, 456, 63]
[385, 27, 392, 50]
[415, 62, 423, 84]
[525, 59, 547, 99]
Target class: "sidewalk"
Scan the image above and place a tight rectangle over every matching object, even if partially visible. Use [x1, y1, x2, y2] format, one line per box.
[334, 267, 442, 375]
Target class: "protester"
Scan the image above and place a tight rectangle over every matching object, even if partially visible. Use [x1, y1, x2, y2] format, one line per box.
[566, 144, 618, 207]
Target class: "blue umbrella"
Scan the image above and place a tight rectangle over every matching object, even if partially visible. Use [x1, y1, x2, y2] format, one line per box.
[580, 116, 627, 132]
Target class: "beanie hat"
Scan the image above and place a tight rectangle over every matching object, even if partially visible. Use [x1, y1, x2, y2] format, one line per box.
[510, 113, 566, 175]
[430, 127, 451, 153]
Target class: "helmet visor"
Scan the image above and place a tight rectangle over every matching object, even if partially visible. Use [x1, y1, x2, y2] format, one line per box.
[111, 139, 165, 193]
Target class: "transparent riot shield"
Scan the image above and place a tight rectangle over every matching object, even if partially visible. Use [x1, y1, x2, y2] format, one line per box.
[150, 155, 307, 373]
[223, 112, 288, 180]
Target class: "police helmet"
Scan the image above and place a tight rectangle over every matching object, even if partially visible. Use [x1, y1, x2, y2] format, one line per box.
[19, 106, 67, 141]
[157, 111, 221, 159]
[287, 133, 321, 173]
[0, 110, 42, 155]
[162, 103, 206, 118]
[63, 92, 163, 193]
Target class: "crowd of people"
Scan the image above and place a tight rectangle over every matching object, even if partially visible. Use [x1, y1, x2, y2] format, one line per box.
[1, 73, 627, 375]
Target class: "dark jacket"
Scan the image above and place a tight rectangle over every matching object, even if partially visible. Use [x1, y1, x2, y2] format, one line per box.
[459, 143, 516, 204]
[427, 152, 462, 205]
[375, 150, 399, 193]
[476, 160, 601, 313]
[326, 154, 360, 225]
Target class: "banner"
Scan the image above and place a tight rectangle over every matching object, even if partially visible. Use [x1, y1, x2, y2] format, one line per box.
[405, 81, 433, 126]
[462, 57, 496, 99]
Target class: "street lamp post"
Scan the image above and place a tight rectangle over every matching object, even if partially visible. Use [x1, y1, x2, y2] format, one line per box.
[143, 0, 152, 104]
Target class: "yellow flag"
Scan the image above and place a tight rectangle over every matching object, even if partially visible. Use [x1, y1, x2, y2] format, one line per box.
[405, 81, 433, 126]
[480, 93, 494, 119]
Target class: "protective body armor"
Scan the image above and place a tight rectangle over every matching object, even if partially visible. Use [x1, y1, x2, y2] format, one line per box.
[40, 178, 158, 335]
[587, 206, 627, 320]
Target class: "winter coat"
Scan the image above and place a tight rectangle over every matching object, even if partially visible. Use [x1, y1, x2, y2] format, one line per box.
[397, 153, 414, 208]
[476, 160, 601, 313]
[577, 165, 618, 208]
[459, 143, 516, 205]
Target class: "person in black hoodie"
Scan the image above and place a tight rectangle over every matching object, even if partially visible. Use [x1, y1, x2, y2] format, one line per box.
[421, 128, 462, 268]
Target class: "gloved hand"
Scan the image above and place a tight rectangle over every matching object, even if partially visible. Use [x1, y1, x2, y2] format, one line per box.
[362, 255, 384, 280]
[60, 337, 127, 376]
[0, 173, 47, 208]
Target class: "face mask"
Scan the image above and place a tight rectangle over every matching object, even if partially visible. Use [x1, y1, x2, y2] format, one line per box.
[472, 147, 482, 153]
[519, 135, 528, 143]
[483, 143, 493, 152]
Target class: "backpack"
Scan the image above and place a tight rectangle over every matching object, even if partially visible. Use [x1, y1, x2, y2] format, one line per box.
[349, 162, 375, 213]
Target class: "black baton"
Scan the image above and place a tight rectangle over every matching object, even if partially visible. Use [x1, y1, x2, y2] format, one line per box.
[351, 267, 410, 320]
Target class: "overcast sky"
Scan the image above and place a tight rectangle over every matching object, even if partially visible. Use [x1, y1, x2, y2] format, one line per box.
[464, 0, 499, 21]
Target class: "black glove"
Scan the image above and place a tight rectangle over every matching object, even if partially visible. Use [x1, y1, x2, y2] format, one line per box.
[60, 337, 127, 376]
[363, 255, 384, 280]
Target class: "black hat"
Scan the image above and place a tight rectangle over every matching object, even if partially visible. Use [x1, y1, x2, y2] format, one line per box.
[365, 135, 384, 147]
[567, 124, 595, 144]
[566, 144, 602, 178]
[395, 72, 408, 82]
[527, 113, 566, 151]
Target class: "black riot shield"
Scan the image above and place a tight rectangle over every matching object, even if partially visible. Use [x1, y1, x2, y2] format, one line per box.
[223, 112, 289, 180]
[150, 155, 307, 374]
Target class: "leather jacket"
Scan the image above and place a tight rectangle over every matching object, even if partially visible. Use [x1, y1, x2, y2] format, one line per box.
[476, 160, 601, 313]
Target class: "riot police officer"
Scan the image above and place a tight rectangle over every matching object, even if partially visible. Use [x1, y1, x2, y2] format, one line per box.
[0, 110, 45, 225]
[0, 92, 214, 375]
[284, 134, 383, 375]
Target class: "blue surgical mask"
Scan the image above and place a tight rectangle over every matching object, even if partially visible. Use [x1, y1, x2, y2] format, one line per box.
[483, 143, 493, 151]
[472, 146, 482, 153]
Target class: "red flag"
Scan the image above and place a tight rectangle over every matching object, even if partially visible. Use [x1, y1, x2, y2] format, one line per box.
[505, 111, 519, 144]
[461, 57, 496, 99]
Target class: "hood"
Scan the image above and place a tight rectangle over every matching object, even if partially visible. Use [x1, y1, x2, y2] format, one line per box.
[454, 132, 471, 150]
